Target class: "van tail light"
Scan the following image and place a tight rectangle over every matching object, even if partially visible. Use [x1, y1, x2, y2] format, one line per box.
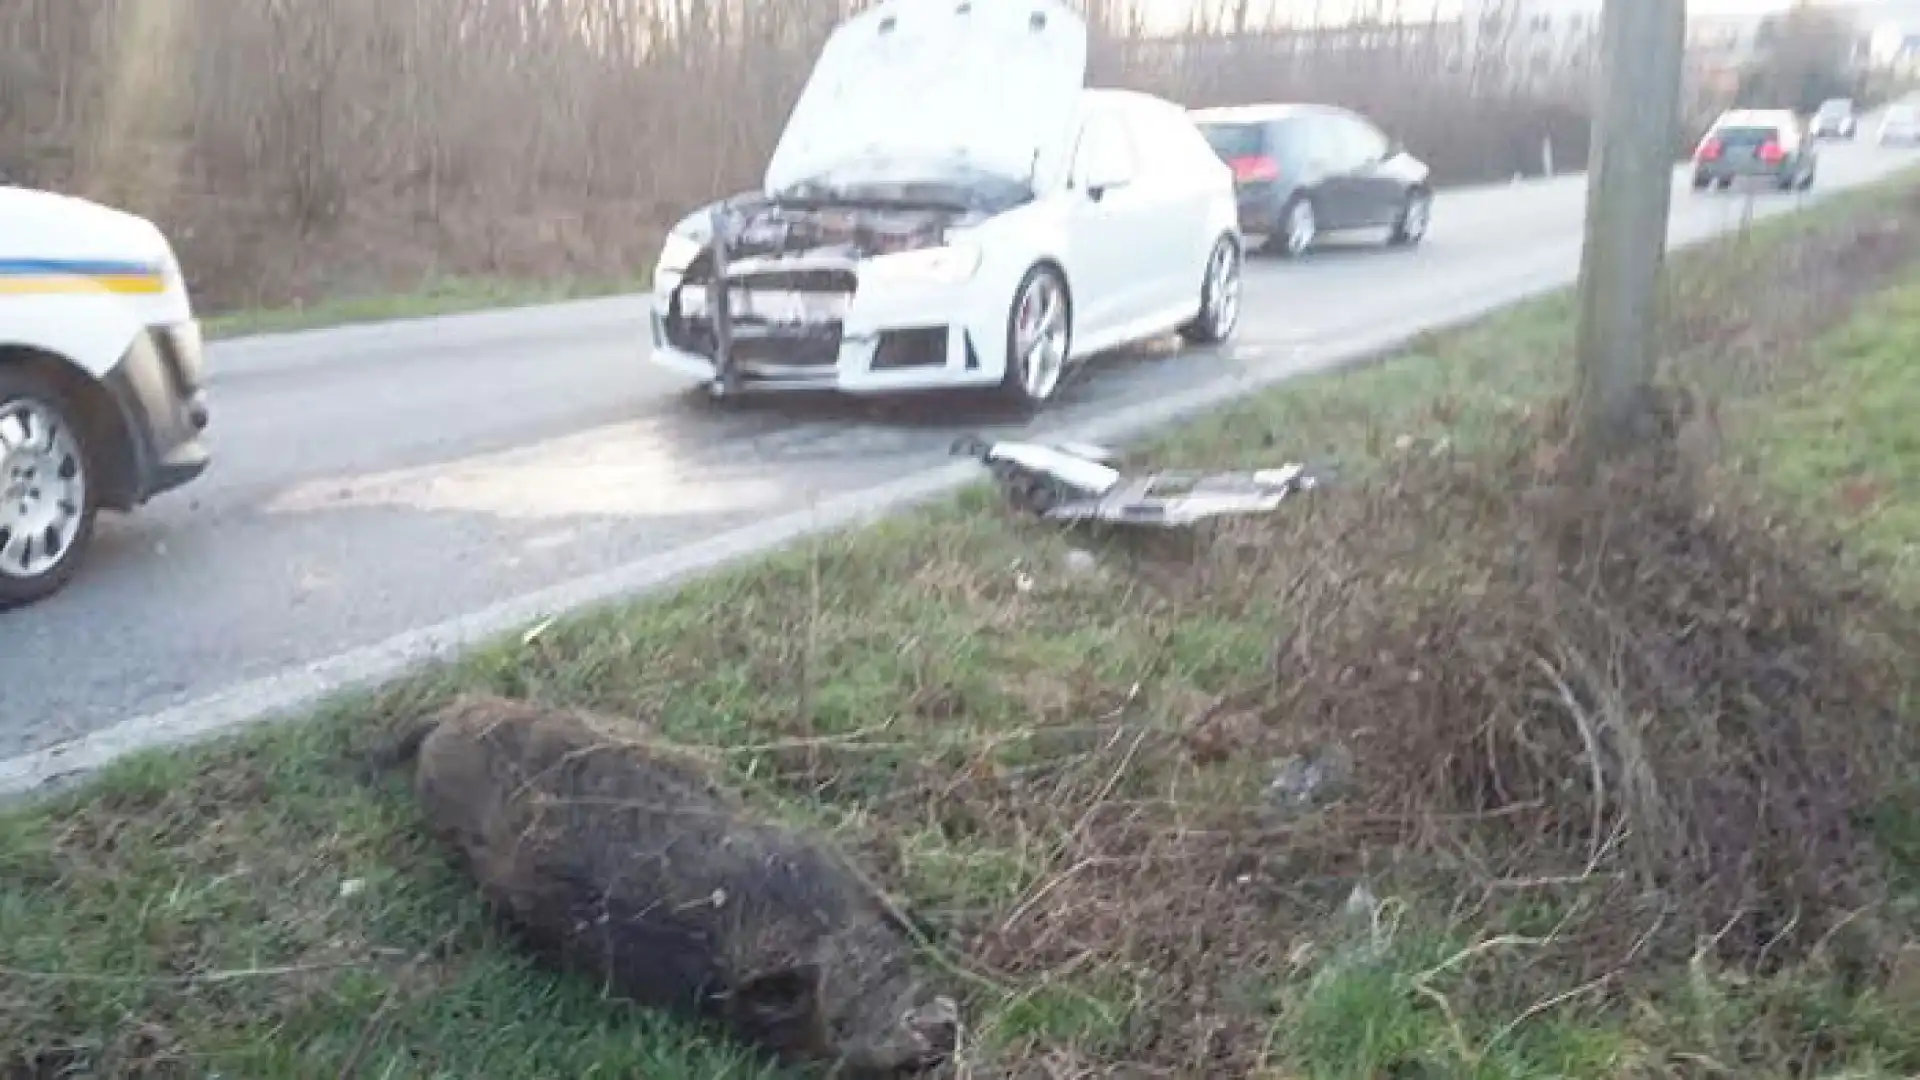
[1697, 137, 1722, 161]
[1228, 155, 1281, 182]
[1758, 140, 1786, 164]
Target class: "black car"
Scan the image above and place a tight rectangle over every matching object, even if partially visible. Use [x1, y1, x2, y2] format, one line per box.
[1189, 102, 1432, 258]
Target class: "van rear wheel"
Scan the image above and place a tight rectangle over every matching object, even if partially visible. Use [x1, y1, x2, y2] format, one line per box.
[0, 368, 100, 609]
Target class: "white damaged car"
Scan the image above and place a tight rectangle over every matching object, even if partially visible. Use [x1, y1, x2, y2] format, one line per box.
[645, 0, 1242, 409]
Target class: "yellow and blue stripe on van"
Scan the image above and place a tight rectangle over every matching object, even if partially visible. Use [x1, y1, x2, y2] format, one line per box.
[0, 257, 168, 296]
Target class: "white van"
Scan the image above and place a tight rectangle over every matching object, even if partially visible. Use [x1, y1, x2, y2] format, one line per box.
[0, 183, 210, 608]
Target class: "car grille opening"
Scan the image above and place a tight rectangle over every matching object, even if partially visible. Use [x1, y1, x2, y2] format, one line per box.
[871, 327, 949, 370]
[664, 269, 853, 370]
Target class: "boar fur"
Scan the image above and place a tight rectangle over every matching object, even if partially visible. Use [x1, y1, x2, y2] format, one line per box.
[406, 694, 958, 1077]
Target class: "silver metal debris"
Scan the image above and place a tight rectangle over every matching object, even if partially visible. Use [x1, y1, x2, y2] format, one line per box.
[951, 435, 1322, 527]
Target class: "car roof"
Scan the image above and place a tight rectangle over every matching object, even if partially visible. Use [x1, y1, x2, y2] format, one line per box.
[1714, 108, 1797, 128]
[1187, 102, 1358, 125]
[1084, 87, 1167, 107]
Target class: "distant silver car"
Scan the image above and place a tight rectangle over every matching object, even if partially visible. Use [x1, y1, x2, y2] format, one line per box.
[1812, 97, 1857, 139]
[1879, 104, 1920, 145]
[1691, 109, 1817, 192]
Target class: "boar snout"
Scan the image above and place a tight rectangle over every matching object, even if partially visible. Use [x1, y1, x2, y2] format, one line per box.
[834, 994, 961, 1077]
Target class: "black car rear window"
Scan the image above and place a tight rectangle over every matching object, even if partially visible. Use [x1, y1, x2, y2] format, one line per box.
[1198, 122, 1266, 159]
[1715, 126, 1779, 146]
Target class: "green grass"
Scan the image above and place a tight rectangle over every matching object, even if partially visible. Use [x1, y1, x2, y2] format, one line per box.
[6, 177, 1920, 1077]
[202, 273, 650, 339]
[1734, 270, 1920, 596]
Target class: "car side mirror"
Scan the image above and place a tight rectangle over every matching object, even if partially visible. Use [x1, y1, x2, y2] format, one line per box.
[1083, 166, 1131, 201]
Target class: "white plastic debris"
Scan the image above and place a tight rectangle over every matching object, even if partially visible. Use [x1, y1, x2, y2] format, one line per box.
[951, 434, 1323, 527]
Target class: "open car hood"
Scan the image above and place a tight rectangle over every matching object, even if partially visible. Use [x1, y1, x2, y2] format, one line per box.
[762, 0, 1087, 198]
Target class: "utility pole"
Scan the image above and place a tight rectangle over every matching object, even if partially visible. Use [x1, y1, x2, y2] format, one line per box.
[1572, 0, 1687, 467]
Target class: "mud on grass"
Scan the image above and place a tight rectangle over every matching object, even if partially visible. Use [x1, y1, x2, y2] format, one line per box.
[7, 182, 1920, 1078]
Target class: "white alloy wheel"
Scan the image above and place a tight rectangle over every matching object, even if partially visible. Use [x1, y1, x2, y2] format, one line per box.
[1002, 266, 1071, 407]
[1280, 197, 1317, 258]
[0, 375, 98, 609]
[1181, 236, 1242, 344]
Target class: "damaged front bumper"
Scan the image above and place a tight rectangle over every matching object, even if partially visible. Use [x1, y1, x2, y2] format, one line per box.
[646, 198, 1003, 397]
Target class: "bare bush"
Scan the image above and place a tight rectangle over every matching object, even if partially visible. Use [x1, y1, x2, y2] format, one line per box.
[1, 0, 1608, 313]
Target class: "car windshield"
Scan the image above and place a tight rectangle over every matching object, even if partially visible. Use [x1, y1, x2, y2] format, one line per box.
[774, 157, 1033, 214]
[1714, 125, 1780, 147]
[1197, 122, 1267, 160]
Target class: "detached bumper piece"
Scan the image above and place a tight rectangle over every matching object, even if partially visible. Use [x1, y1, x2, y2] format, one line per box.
[952, 435, 1322, 528]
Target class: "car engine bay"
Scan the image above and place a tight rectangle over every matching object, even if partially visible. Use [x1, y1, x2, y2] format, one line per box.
[680, 195, 982, 281]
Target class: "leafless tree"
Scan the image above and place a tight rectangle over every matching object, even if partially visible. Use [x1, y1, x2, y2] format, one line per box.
[1, 0, 1607, 312]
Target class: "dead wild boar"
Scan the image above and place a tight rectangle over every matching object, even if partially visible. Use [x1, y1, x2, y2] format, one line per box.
[404, 694, 959, 1077]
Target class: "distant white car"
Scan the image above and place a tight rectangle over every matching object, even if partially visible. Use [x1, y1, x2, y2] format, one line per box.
[645, 0, 1242, 409]
[1812, 97, 1857, 139]
[1879, 105, 1920, 145]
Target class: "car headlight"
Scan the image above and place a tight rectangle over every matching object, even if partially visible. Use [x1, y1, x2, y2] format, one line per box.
[861, 243, 982, 286]
[655, 232, 703, 276]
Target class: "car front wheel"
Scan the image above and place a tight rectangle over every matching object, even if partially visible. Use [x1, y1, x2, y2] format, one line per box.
[1179, 235, 1242, 345]
[998, 264, 1072, 409]
[0, 369, 100, 610]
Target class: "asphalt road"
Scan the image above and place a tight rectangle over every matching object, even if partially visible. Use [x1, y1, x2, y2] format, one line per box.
[3, 139, 1917, 760]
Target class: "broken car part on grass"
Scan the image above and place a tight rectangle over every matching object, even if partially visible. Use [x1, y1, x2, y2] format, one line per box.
[951, 434, 1322, 526]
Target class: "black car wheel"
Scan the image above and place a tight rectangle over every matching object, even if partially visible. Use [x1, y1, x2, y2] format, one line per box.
[1273, 195, 1317, 259]
[1388, 187, 1431, 247]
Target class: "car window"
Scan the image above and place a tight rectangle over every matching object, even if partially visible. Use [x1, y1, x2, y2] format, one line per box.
[1265, 118, 1312, 168]
[1198, 122, 1265, 160]
[1337, 115, 1391, 164]
[1714, 125, 1779, 148]
[1073, 111, 1136, 188]
[1128, 104, 1208, 180]
[1298, 116, 1345, 167]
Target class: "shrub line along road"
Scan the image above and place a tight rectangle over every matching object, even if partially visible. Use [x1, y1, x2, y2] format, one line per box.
[2, 138, 1917, 794]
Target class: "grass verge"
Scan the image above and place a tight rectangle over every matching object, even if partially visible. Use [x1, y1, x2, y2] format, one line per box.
[202, 272, 650, 340]
[7, 179, 1920, 1079]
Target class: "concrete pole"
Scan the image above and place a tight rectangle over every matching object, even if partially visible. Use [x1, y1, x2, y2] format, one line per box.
[1572, 0, 1688, 466]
